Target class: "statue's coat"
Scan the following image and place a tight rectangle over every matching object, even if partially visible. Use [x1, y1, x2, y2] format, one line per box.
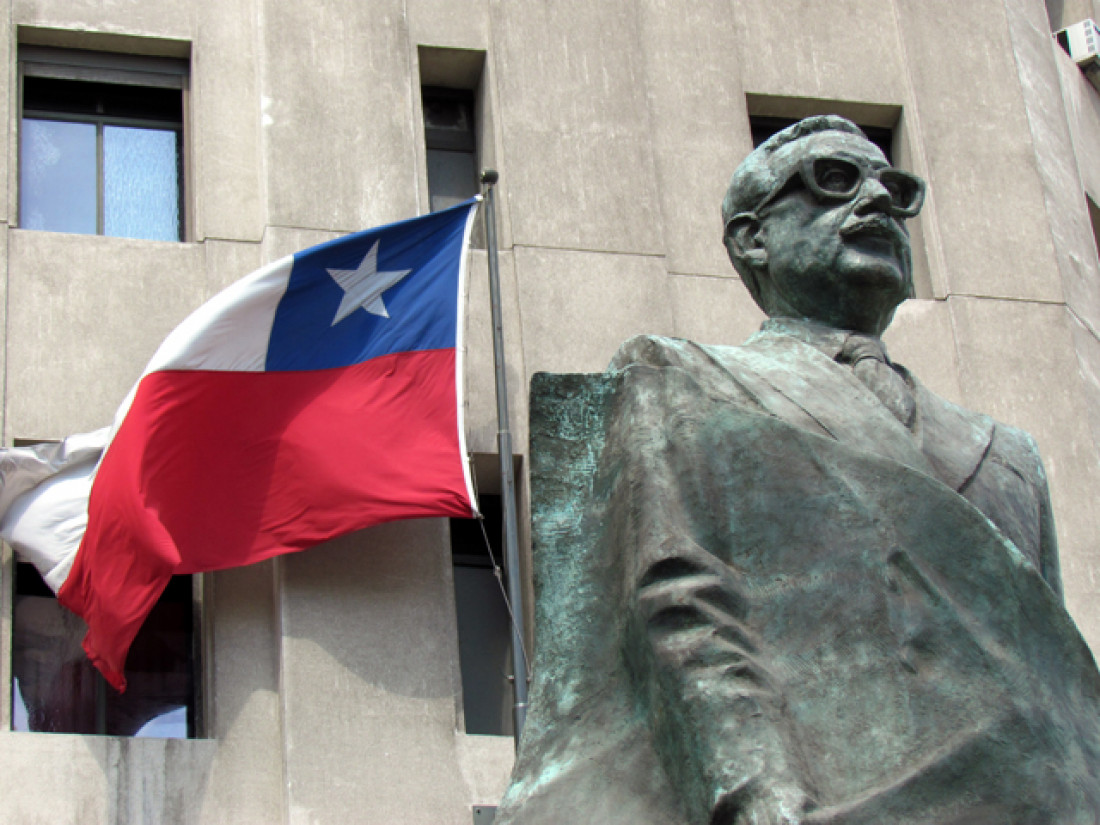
[496, 328, 1100, 824]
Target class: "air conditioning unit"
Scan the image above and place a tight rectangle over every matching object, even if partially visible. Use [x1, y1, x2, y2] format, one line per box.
[1056, 19, 1100, 91]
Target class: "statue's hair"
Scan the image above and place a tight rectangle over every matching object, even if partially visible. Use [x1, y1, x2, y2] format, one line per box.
[720, 115, 869, 227]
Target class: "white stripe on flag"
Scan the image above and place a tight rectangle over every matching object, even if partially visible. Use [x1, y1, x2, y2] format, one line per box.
[0, 429, 109, 591]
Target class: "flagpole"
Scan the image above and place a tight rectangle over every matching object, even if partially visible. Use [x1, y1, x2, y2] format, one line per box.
[480, 169, 529, 742]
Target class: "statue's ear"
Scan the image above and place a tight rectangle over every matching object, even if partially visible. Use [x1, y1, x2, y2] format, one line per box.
[723, 213, 767, 272]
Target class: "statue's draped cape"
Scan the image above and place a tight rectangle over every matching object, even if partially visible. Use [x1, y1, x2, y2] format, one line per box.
[497, 330, 1100, 824]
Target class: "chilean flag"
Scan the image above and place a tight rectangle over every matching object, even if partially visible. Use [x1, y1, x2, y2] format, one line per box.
[51, 199, 480, 691]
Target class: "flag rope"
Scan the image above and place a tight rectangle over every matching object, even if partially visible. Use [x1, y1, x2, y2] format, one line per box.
[476, 512, 532, 684]
[467, 455, 532, 685]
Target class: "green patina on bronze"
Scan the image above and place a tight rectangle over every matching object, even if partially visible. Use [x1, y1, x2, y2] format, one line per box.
[495, 116, 1100, 824]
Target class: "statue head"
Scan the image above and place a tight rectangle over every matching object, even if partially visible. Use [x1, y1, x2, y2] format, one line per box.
[722, 115, 925, 336]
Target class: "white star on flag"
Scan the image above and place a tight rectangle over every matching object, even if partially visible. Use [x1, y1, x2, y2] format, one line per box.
[326, 241, 412, 325]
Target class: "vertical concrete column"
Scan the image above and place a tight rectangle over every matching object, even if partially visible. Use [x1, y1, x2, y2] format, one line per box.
[490, 0, 663, 255]
[193, 0, 265, 243]
[637, 0, 746, 281]
[199, 562, 284, 825]
[893, 0, 1065, 302]
[275, 521, 473, 825]
[257, 0, 420, 233]
[491, 2, 676, 377]
[1003, 0, 1100, 329]
[0, 227, 9, 445]
[0, 3, 11, 228]
[999, 0, 1100, 648]
[636, 0, 765, 346]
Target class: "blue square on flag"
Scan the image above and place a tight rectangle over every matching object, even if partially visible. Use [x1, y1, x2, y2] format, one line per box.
[266, 203, 473, 371]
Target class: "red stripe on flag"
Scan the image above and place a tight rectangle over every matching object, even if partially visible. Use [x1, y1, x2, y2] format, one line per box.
[59, 348, 472, 690]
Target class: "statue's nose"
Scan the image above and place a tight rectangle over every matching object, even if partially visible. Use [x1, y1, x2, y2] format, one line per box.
[853, 176, 894, 215]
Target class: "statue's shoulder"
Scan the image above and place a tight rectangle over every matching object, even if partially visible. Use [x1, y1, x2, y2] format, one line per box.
[608, 334, 741, 374]
[910, 376, 1049, 498]
[986, 415, 1048, 487]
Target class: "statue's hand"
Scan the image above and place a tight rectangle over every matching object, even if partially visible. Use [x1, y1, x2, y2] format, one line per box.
[632, 548, 815, 825]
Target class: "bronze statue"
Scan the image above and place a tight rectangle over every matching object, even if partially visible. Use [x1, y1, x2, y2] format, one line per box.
[496, 116, 1100, 824]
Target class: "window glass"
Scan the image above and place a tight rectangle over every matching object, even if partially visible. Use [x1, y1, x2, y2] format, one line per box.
[453, 566, 513, 734]
[11, 562, 195, 738]
[423, 95, 474, 138]
[427, 148, 479, 213]
[422, 88, 479, 213]
[103, 125, 181, 241]
[450, 495, 514, 736]
[19, 118, 97, 234]
[19, 60, 185, 241]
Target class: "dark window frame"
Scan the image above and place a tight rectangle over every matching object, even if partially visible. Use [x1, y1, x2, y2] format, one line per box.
[17, 46, 188, 241]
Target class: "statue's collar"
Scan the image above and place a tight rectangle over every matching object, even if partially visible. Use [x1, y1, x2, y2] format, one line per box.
[754, 317, 906, 364]
[745, 319, 993, 493]
[753, 317, 881, 362]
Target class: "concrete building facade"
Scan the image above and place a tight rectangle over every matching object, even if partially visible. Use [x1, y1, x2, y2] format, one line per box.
[2, 0, 1100, 822]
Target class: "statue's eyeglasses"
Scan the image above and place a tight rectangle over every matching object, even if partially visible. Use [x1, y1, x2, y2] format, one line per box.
[755, 156, 926, 219]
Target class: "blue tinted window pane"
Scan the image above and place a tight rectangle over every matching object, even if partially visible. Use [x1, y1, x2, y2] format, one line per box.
[104, 125, 180, 241]
[20, 118, 97, 234]
[134, 706, 188, 738]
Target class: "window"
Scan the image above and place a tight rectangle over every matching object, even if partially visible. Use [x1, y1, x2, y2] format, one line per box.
[450, 494, 514, 736]
[418, 46, 489, 247]
[12, 562, 198, 737]
[18, 46, 187, 241]
[7, 436, 200, 738]
[422, 87, 479, 213]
